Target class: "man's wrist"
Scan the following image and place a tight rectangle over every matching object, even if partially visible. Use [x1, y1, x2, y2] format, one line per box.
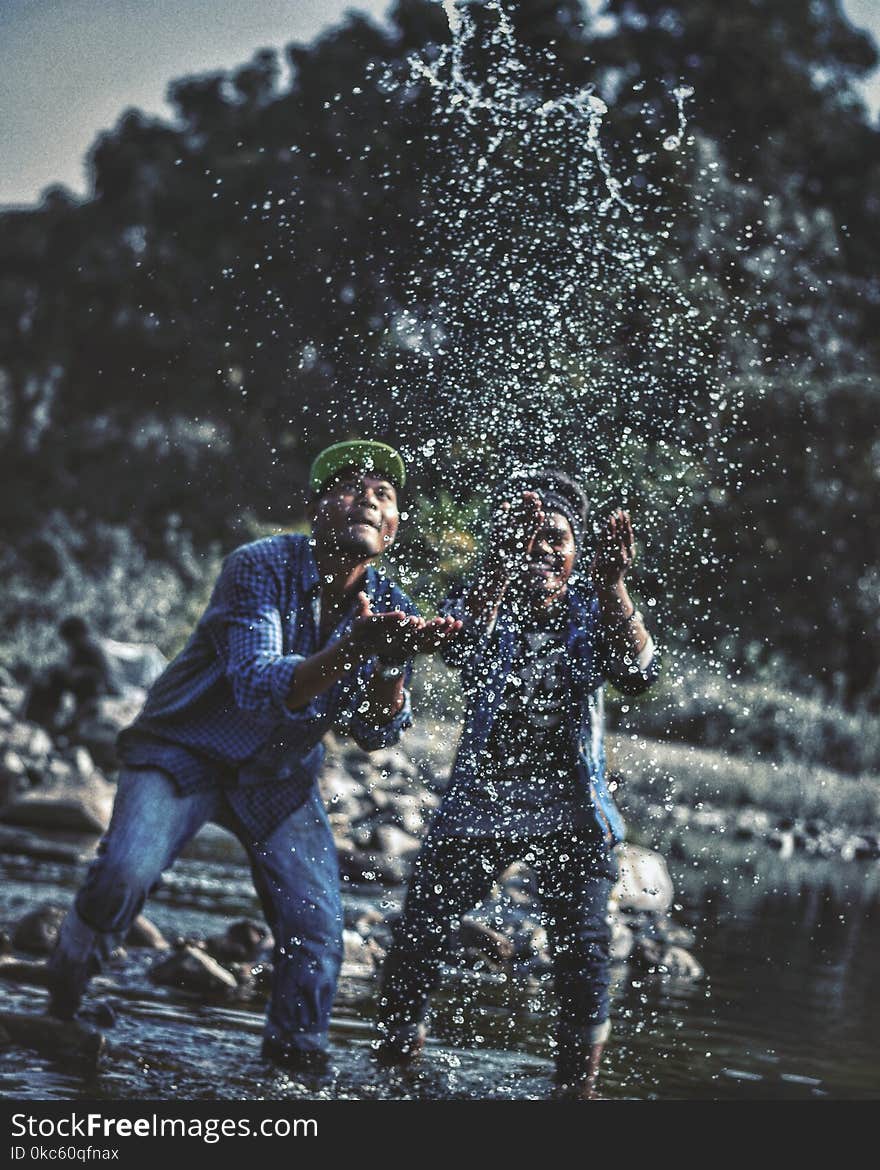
[343, 631, 372, 665]
[594, 574, 627, 598]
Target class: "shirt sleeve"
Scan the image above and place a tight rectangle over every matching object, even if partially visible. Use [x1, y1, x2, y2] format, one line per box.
[437, 579, 493, 670]
[598, 622, 661, 696]
[333, 660, 414, 750]
[332, 582, 419, 750]
[208, 547, 314, 723]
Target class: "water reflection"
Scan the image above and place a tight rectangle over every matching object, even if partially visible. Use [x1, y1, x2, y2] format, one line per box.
[1, 830, 878, 1099]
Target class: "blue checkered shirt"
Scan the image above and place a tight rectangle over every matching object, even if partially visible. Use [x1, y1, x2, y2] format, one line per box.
[118, 533, 418, 841]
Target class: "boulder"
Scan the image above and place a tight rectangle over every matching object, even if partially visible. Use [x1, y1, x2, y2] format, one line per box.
[609, 915, 635, 962]
[74, 694, 145, 769]
[457, 917, 515, 963]
[342, 928, 380, 973]
[205, 919, 269, 964]
[661, 946, 704, 980]
[841, 835, 880, 862]
[13, 905, 65, 955]
[0, 956, 50, 985]
[734, 807, 772, 840]
[336, 840, 408, 886]
[69, 746, 96, 781]
[614, 845, 675, 915]
[319, 767, 368, 820]
[0, 825, 87, 864]
[0, 1010, 105, 1063]
[768, 829, 795, 859]
[100, 638, 167, 691]
[149, 945, 238, 996]
[125, 915, 170, 950]
[5, 722, 53, 762]
[1, 771, 115, 833]
[0, 748, 28, 807]
[381, 791, 437, 836]
[371, 823, 422, 859]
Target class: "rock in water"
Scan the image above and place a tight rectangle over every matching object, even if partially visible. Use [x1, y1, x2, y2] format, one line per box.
[458, 917, 515, 963]
[613, 845, 675, 914]
[609, 915, 635, 961]
[0, 1010, 105, 1063]
[13, 904, 66, 955]
[205, 919, 269, 964]
[661, 946, 704, 979]
[125, 915, 170, 950]
[149, 945, 239, 996]
[0, 956, 51, 985]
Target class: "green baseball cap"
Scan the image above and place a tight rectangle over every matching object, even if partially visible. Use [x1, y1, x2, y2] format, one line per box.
[309, 440, 406, 494]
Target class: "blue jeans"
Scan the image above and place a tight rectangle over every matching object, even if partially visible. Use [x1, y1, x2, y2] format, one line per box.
[49, 767, 343, 1053]
[377, 829, 615, 1082]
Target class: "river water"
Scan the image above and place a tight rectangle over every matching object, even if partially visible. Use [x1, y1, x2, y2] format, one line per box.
[1, 821, 878, 1101]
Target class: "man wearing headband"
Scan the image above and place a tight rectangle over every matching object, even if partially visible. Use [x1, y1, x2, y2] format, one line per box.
[47, 440, 460, 1072]
[376, 468, 658, 1099]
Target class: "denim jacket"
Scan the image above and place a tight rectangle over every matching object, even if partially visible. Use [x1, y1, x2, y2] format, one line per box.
[438, 580, 660, 844]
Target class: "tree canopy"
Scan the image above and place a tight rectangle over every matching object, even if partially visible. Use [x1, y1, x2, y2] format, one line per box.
[1, 0, 877, 700]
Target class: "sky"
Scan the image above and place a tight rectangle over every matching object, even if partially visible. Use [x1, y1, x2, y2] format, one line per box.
[1, 0, 879, 208]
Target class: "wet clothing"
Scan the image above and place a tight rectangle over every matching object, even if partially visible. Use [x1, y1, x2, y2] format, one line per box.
[439, 605, 584, 837]
[52, 533, 417, 1057]
[433, 580, 658, 842]
[50, 768, 342, 1054]
[379, 829, 615, 1070]
[118, 534, 416, 842]
[379, 579, 659, 1079]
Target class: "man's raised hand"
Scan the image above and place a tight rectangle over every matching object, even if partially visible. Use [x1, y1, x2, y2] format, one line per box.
[350, 593, 461, 662]
[413, 614, 463, 655]
[591, 508, 637, 586]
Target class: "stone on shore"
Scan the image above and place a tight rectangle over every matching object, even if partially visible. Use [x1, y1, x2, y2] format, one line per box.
[336, 840, 408, 886]
[370, 823, 422, 859]
[75, 694, 144, 770]
[1, 770, 115, 833]
[12, 904, 65, 955]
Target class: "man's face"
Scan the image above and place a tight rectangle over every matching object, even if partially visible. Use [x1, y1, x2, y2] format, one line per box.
[522, 510, 577, 602]
[311, 466, 400, 559]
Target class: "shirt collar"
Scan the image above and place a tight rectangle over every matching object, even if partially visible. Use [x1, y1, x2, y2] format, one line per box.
[300, 538, 382, 599]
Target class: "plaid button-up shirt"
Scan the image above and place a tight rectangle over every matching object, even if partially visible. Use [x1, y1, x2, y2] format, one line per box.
[118, 533, 418, 841]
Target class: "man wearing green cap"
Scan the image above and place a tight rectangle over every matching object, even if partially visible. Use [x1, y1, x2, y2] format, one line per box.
[47, 440, 459, 1072]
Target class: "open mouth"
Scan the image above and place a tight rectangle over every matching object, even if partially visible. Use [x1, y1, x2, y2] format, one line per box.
[347, 512, 381, 532]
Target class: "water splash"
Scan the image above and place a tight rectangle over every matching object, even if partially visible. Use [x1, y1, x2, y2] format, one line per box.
[381, 2, 729, 526]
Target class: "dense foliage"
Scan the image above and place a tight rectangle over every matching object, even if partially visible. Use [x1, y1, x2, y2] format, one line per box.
[0, 0, 877, 703]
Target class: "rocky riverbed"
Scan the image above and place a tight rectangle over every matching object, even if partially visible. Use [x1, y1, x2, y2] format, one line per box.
[2, 679, 879, 1085]
[1, 683, 880, 1099]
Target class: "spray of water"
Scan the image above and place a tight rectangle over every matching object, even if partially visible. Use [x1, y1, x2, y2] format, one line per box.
[358, 1, 735, 657]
